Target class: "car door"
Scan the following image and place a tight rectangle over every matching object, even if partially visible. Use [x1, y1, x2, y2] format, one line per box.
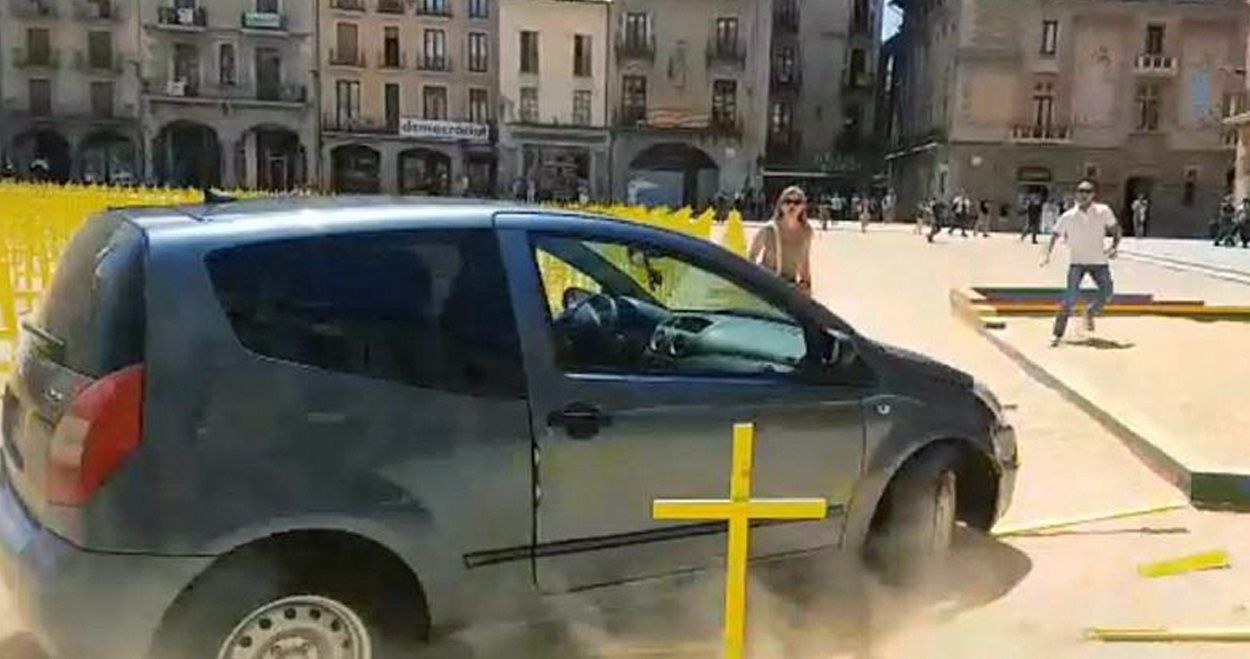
[498, 218, 870, 592]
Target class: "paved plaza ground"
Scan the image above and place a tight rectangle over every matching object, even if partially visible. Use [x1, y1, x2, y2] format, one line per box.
[1, 223, 1249, 657]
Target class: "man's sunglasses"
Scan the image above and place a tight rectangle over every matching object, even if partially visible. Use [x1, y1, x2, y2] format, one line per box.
[1076, 188, 1095, 194]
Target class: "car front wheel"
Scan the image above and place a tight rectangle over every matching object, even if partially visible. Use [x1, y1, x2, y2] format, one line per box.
[866, 444, 960, 585]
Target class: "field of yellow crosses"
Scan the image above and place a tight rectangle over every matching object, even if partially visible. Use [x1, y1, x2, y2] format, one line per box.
[0, 182, 749, 369]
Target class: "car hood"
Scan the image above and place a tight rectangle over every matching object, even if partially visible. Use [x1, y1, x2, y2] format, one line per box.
[866, 340, 974, 388]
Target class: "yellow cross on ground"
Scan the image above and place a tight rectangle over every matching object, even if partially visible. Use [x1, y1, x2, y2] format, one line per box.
[652, 422, 828, 659]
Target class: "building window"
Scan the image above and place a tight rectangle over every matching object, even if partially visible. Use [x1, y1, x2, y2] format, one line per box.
[29, 78, 51, 115]
[1041, 20, 1058, 56]
[204, 231, 524, 399]
[419, 0, 450, 16]
[848, 48, 868, 87]
[573, 90, 592, 125]
[776, 46, 796, 81]
[87, 31, 112, 69]
[423, 85, 448, 120]
[26, 28, 50, 64]
[770, 101, 793, 135]
[217, 43, 236, 85]
[89, 80, 113, 117]
[1137, 82, 1160, 130]
[334, 22, 359, 65]
[519, 86, 539, 123]
[1032, 81, 1054, 127]
[469, 87, 490, 123]
[335, 79, 361, 122]
[383, 26, 400, 68]
[256, 0, 279, 12]
[711, 79, 736, 127]
[622, 75, 646, 123]
[469, 0, 488, 18]
[468, 32, 488, 72]
[624, 12, 649, 50]
[715, 17, 738, 52]
[574, 35, 592, 77]
[1145, 24, 1165, 55]
[424, 29, 447, 69]
[520, 30, 539, 74]
[385, 83, 400, 130]
[255, 47, 281, 100]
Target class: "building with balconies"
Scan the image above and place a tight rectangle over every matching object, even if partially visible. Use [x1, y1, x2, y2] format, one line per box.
[497, 0, 610, 202]
[1, 0, 141, 183]
[139, 0, 316, 190]
[318, 0, 498, 195]
[763, 0, 883, 200]
[887, 0, 1247, 237]
[606, 0, 772, 207]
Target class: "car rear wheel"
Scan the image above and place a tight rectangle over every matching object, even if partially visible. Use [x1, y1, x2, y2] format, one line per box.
[154, 546, 425, 659]
[866, 444, 960, 585]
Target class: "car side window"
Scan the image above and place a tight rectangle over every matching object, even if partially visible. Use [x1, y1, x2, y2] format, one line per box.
[206, 229, 524, 399]
[532, 234, 808, 377]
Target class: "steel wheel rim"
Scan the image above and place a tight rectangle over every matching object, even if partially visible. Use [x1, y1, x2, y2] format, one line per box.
[217, 594, 372, 659]
[931, 470, 957, 552]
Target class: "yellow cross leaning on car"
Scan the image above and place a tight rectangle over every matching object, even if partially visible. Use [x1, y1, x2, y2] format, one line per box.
[652, 422, 828, 659]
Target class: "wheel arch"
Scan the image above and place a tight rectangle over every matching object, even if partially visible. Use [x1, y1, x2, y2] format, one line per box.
[842, 435, 1000, 549]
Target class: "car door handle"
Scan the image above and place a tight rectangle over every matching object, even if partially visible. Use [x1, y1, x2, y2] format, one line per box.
[547, 403, 612, 440]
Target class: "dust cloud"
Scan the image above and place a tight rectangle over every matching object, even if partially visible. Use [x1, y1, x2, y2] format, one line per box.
[422, 530, 1031, 658]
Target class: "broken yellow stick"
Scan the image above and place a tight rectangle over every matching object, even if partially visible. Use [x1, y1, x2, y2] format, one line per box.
[992, 502, 1186, 538]
[1088, 627, 1250, 643]
[1137, 549, 1231, 578]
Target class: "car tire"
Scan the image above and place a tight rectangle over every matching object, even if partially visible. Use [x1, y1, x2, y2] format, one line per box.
[865, 444, 960, 586]
[152, 545, 426, 659]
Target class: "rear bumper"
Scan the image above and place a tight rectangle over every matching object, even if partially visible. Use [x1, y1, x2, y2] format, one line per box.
[0, 475, 211, 659]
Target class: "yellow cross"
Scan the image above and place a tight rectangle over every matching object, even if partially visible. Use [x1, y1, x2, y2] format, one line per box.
[652, 422, 828, 659]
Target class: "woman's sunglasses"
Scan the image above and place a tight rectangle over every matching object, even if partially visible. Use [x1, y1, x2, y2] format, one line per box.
[781, 198, 806, 206]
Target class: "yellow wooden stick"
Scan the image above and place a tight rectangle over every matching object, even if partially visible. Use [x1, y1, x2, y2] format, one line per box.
[1088, 627, 1250, 642]
[1137, 549, 1231, 578]
[992, 502, 1186, 538]
[653, 423, 826, 659]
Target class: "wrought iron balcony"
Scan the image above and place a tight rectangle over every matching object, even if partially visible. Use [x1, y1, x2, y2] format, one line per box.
[415, 1, 452, 17]
[330, 0, 365, 11]
[146, 77, 308, 106]
[416, 55, 452, 72]
[377, 0, 405, 13]
[73, 0, 118, 21]
[378, 50, 407, 70]
[74, 50, 123, 74]
[767, 129, 801, 160]
[1134, 53, 1178, 76]
[9, 0, 58, 19]
[1010, 124, 1072, 144]
[615, 34, 656, 61]
[156, 5, 207, 29]
[329, 48, 367, 68]
[770, 68, 802, 93]
[706, 39, 747, 68]
[12, 47, 61, 69]
[241, 11, 287, 31]
[774, 2, 799, 35]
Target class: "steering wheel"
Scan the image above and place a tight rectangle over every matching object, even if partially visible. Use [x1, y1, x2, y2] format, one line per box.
[578, 293, 619, 332]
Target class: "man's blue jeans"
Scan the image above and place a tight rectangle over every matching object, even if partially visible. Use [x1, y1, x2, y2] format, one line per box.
[1053, 264, 1114, 338]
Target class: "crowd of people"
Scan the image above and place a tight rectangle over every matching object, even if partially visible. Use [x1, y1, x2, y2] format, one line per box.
[1213, 196, 1250, 248]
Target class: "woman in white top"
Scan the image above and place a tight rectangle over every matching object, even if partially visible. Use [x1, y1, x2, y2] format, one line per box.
[748, 185, 813, 296]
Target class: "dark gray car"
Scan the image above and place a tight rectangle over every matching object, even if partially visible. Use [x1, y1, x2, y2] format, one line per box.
[0, 198, 1016, 658]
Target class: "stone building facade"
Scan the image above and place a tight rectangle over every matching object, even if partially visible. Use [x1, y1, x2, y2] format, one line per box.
[763, 0, 883, 199]
[140, 0, 318, 190]
[497, 0, 610, 202]
[887, 0, 1247, 237]
[605, 0, 773, 207]
[318, 0, 498, 195]
[2, 0, 143, 183]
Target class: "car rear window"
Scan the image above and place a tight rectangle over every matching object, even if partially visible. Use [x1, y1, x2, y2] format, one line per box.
[32, 214, 146, 377]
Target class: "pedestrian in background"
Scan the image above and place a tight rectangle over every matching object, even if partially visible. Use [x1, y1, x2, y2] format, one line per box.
[1131, 194, 1150, 238]
[1041, 197, 1061, 236]
[974, 199, 992, 237]
[915, 198, 930, 235]
[928, 197, 948, 243]
[748, 185, 813, 295]
[1041, 180, 1122, 347]
[1217, 196, 1239, 247]
[1237, 199, 1250, 248]
[1021, 195, 1043, 244]
[830, 192, 846, 229]
[883, 191, 896, 224]
[858, 195, 872, 233]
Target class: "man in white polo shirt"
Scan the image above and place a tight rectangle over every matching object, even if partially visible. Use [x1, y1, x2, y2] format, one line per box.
[1041, 180, 1123, 347]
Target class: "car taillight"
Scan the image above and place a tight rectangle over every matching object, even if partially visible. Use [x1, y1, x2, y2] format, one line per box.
[47, 364, 144, 506]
